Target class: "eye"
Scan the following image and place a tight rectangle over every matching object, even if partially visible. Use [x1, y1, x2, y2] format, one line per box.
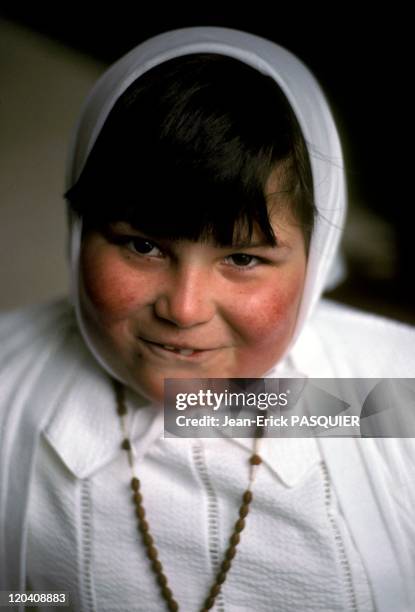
[225, 253, 260, 268]
[126, 237, 163, 257]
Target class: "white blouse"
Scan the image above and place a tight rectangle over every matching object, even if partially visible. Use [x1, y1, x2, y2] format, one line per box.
[26, 383, 374, 611]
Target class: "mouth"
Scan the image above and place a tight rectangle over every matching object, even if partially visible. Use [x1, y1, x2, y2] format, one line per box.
[138, 337, 214, 358]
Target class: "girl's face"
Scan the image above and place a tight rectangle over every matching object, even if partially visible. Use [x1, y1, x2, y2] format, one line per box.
[79, 171, 307, 404]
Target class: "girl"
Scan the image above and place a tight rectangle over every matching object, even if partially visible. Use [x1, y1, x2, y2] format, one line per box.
[0, 27, 414, 611]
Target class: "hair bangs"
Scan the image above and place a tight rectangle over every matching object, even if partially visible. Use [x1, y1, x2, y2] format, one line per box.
[65, 53, 314, 247]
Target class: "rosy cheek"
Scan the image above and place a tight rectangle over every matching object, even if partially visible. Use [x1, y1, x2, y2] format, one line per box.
[232, 272, 305, 342]
[81, 246, 144, 320]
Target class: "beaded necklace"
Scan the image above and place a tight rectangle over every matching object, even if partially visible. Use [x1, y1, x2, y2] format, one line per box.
[113, 379, 263, 612]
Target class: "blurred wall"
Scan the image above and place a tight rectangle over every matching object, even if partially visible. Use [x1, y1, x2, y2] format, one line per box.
[0, 18, 103, 311]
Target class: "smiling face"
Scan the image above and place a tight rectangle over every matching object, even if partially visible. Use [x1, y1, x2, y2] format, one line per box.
[78, 169, 307, 404]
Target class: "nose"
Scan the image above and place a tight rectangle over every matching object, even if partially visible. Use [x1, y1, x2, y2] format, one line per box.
[154, 263, 216, 328]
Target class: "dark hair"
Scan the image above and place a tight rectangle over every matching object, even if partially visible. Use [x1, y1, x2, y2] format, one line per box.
[65, 53, 315, 248]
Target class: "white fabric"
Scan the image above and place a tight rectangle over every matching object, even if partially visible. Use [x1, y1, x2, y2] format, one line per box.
[0, 26, 414, 612]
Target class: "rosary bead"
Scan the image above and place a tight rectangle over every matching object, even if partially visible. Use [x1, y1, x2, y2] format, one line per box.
[230, 533, 240, 546]
[243, 490, 253, 503]
[157, 574, 168, 587]
[249, 454, 262, 465]
[221, 559, 231, 572]
[226, 546, 237, 560]
[239, 505, 249, 518]
[209, 584, 221, 598]
[136, 506, 146, 520]
[152, 559, 162, 573]
[161, 586, 172, 600]
[138, 519, 149, 533]
[116, 403, 127, 416]
[147, 545, 158, 561]
[143, 533, 153, 547]
[133, 492, 143, 505]
[216, 571, 227, 585]
[203, 596, 215, 609]
[168, 602, 178, 612]
[121, 438, 132, 451]
[115, 385, 127, 413]
[235, 518, 245, 532]
[131, 477, 140, 491]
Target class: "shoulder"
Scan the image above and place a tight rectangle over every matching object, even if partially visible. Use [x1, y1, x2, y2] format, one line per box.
[0, 298, 87, 420]
[315, 299, 415, 341]
[0, 296, 75, 335]
[0, 297, 77, 366]
[293, 299, 415, 376]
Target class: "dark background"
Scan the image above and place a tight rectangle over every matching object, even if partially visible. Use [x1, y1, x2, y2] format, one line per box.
[1, 5, 413, 322]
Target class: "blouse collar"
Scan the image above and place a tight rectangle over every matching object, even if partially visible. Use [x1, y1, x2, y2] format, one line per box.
[42, 349, 321, 488]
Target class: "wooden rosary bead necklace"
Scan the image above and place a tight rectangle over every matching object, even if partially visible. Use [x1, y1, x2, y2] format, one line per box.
[114, 379, 263, 612]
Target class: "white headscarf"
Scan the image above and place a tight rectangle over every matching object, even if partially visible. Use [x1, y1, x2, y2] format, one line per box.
[66, 27, 346, 379]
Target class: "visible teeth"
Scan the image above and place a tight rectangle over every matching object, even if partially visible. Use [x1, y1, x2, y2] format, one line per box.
[162, 345, 195, 356]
